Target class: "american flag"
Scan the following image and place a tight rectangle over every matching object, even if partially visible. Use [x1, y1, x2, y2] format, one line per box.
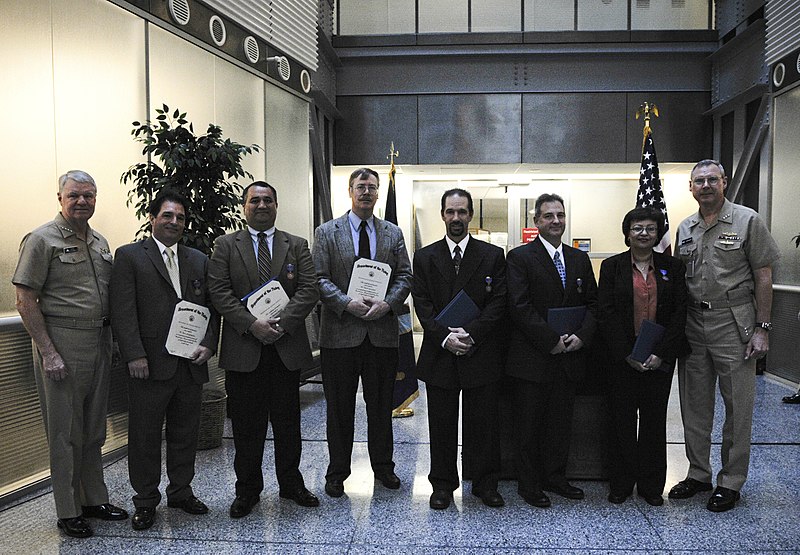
[636, 128, 671, 255]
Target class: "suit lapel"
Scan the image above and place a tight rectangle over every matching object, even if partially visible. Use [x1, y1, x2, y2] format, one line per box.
[144, 237, 173, 290]
[374, 216, 389, 262]
[234, 229, 259, 288]
[653, 251, 668, 301]
[176, 243, 190, 295]
[454, 237, 481, 292]
[533, 238, 564, 293]
[431, 239, 455, 286]
[271, 229, 289, 279]
[334, 213, 356, 278]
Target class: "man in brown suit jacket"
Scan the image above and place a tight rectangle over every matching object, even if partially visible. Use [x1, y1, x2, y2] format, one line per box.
[209, 182, 320, 518]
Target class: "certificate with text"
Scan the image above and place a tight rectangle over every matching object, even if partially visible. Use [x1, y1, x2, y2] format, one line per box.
[347, 259, 391, 300]
[165, 300, 211, 359]
[243, 279, 290, 320]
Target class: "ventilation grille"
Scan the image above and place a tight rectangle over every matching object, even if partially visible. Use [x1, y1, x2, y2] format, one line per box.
[269, 56, 291, 80]
[168, 0, 190, 26]
[203, 0, 318, 71]
[766, 0, 800, 66]
[300, 69, 311, 93]
[243, 36, 260, 63]
[209, 15, 226, 46]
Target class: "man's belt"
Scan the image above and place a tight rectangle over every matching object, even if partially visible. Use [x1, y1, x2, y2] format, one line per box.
[689, 297, 751, 310]
[44, 315, 111, 329]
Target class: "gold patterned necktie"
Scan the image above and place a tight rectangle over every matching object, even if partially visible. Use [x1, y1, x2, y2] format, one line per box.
[164, 246, 182, 297]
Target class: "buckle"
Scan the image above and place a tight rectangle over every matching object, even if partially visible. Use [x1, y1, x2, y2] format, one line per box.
[700, 301, 712, 309]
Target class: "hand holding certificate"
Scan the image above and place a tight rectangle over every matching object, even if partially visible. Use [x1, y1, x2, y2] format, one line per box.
[242, 279, 291, 319]
[347, 259, 391, 301]
[165, 300, 211, 359]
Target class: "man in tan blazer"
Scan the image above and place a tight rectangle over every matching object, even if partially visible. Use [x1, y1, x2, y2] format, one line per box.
[209, 182, 320, 518]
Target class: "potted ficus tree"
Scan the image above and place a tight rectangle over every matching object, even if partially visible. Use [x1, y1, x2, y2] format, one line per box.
[121, 104, 261, 448]
[121, 104, 260, 256]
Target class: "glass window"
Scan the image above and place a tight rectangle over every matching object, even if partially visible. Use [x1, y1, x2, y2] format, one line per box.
[631, 0, 709, 30]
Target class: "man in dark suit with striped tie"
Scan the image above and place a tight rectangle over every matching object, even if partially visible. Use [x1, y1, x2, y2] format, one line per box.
[209, 182, 320, 518]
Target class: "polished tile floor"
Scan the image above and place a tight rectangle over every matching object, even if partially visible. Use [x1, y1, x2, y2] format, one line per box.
[1, 365, 799, 554]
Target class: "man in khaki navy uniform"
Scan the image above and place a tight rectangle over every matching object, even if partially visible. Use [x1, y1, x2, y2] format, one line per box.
[13, 170, 128, 538]
[669, 159, 780, 512]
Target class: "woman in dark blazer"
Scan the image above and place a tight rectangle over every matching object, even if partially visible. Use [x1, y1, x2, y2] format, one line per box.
[598, 207, 690, 506]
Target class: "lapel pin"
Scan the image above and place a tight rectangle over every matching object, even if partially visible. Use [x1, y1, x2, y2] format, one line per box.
[660, 269, 669, 281]
[485, 276, 493, 293]
[576, 278, 583, 294]
[286, 263, 295, 280]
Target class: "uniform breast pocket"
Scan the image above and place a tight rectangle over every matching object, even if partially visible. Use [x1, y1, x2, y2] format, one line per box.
[679, 245, 697, 277]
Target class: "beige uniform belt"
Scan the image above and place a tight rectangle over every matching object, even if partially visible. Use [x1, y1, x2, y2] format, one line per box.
[44, 315, 111, 329]
[689, 297, 751, 310]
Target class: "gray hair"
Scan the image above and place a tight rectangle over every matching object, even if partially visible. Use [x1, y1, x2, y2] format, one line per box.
[58, 170, 96, 192]
[691, 159, 726, 179]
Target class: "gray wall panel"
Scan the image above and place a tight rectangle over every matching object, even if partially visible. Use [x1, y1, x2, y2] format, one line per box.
[522, 93, 627, 163]
[335, 96, 419, 165]
[418, 94, 522, 164]
[625, 92, 712, 162]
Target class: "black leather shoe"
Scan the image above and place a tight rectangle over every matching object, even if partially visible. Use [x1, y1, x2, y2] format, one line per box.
[782, 391, 800, 404]
[57, 516, 93, 538]
[638, 493, 664, 506]
[429, 490, 452, 510]
[375, 472, 401, 490]
[82, 503, 129, 520]
[608, 492, 629, 504]
[131, 507, 156, 530]
[520, 490, 551, 508]
[229, 495, 259, 518]
[472, 488, 505, 508]
[707, 486, 740, 512]
[279, 487, 320, 507]
[325, 480, 344, 498]
[167, 495, 209, 515]
[543, 482, 584, 500]
[668, 478, 713, 499]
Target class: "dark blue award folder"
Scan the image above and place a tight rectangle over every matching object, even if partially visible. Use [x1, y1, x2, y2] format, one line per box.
[434, 289, 480, 328]
[630, 319, 666, 364]
[547, 306, 587, 335]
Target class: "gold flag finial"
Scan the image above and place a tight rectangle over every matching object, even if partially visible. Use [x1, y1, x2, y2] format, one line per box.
[636, 102, 659, 148]
[387, 142, 399, 164]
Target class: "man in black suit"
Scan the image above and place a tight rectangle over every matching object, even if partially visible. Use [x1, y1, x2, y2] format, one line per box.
[412, 189, 506, 510]
[208, 182, 320, 517]
[506, 193, 597, 508]
[110, 190, 219, 530]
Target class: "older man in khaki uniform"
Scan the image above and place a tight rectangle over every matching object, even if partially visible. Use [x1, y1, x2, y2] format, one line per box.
[669, 159, 780, 512]
[13, 170, 128, 537]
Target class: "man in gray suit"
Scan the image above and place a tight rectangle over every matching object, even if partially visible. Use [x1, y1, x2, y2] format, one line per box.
[312, 167, 412, 498]
[209, 182, 320, 518]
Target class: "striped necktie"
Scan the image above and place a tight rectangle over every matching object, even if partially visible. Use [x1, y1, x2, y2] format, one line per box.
[553, 250, 566, 288]
[257, 232, 272, 283]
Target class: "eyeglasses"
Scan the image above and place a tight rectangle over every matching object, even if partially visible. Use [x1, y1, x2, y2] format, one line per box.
[631, 225, 658, 235]
[692, 176, 721, 187]
[353, 185, 378, 194]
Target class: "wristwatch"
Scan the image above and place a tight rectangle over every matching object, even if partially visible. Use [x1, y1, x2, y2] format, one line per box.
[755, 322, 773, 332]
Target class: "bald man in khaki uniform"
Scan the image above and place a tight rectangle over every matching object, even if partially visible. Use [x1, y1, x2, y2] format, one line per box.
[669, 160, 780, 512]
[13, 170, 128, 538]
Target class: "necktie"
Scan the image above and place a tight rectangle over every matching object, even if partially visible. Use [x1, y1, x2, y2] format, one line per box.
[257, 232, 272, 283]
[453, 245, 462, 275]
[164, 247, 182, 297]
[358, 220, 371, 260]
[553, 250, 566, 288]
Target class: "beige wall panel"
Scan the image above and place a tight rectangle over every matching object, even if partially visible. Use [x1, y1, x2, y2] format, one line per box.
[771, 86, 800, 285]
[51, 0, 146, 252]
[0, 0, 57, 315]
[264, 86, 312, 240]
[214, 59, 267, 184]
[339, 0, 416, 35]
[148, 25, 216, 140]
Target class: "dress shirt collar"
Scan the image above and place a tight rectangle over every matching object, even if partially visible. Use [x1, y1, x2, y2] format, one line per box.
[247, 225, 275, 241]
[444, 234, 470, 258]
[152, 236, 177, 259]
[347, 210, 374, 233]
[539, 237, 563, 261]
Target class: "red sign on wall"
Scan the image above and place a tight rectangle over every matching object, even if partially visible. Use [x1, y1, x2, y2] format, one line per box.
[522, 228, 539, 243]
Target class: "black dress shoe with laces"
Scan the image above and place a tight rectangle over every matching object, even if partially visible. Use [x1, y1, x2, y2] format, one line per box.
[375, 472, 401, 490]
[131, 507, 156, 530]
[782, 391, 800, 404]
[668, 478, 713, 499]
[325, 480, 344, 497]
[82, 503, 129, 520]
[167, 495, 209, 514]
[607, 492, 629, 504]
[57, 516, 93, 538]
[638, 492, 664, 506]
[543, 482, 584, 500]
[279, 487, 320, 507]
[707, 486, 740, 512]
[520, 490, 551, 508]
[472, 488, 505, 507]
[229, 495, 260, 518]
[429, 490, 452, 510]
